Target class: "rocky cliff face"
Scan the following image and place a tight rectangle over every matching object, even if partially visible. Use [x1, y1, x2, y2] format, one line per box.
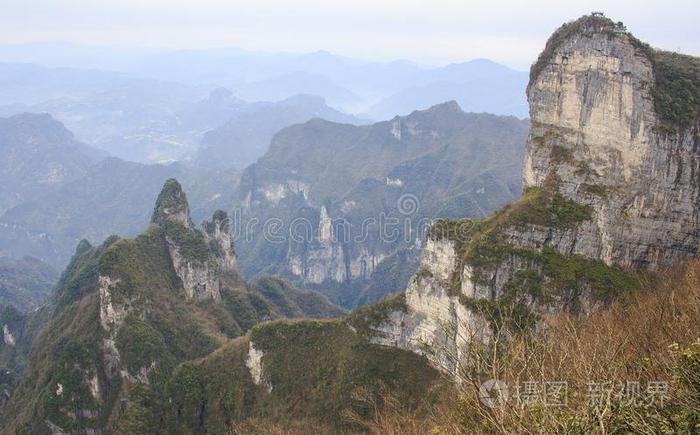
[202, 209, 238, 273]
[524, 15, 700, 269]
[369, 238, 490, 376]
[151, 179, 232, 301]
[371, 14, 700, 374]
[235, 104, 529, 308]
[0, 179, 342, 434]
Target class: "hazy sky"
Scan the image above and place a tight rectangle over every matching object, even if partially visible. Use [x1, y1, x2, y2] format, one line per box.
[2, 0, 699, 68]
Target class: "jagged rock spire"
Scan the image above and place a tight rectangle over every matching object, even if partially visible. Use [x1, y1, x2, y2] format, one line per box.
[202, 210, 238, 273]
[150, 181, 227, 302]
[151, 179, 193, 228]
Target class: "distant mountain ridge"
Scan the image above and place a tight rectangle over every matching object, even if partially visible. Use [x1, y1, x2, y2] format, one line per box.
[0, 65, 368, 164]
[193, 93, 367, 169]
[0, 253, 58, 312]
[0, 113, 240, 268]
[234, 101, 529, 307]
[366, 59, 528, 119]
[0, 113, 104, 214]
[0, 47, 528, 123]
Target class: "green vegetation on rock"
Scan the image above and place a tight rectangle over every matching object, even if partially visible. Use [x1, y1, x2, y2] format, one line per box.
[429, 186, 592, 258]
[0, 179, 345, 434]
[112, 385, 160, 435]
[549, 144, 575, 164]
[651, 50, 700, 133]
[347, 292, 407, 336]
[460, 291, 538, 334]
[115, 316, 171, 381]
[529, 14, 620, 92]
[580, 183, 613, 198]
[158, 317, 445, 433]
[151, 178, 190, 225]
[429, 182, 637, 312]
[161, 219, 213, 264]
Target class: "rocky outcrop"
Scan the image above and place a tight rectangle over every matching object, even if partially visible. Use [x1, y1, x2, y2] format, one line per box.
[235, 105, 529, 308]
[166, 244, 221, 301]
[95, 180, 239, 385]
[2, 324, 15, 347]
[0, 178, 346, 434]
[152, 179, 234, 302]
[374, 14, 700, 375]
[287, 206, 347, 284]
[202, 210, 238, 273]
[524, 14, 700, 269]
[151, 178, 193, 229]
[245, 341, 272, 392]
[370, 239, 489, 376]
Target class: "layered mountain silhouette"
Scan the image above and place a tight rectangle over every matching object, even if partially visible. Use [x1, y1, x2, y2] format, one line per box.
[0, 113, 239, 267]
[193, 93, 366, 169]
[0, 179, 343, 433]
[0, 253, 57, 312]
[234, 101, 529, 307]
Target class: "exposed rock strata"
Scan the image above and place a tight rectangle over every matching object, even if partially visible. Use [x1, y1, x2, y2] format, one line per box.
[373, 15, 700, 374]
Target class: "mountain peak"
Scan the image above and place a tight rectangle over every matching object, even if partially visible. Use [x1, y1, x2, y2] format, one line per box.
[1, 112, 74, 142]
[403, 100, 463, 121]
[74, 239, 93, 256]
[426, 100, 462, 114]
[529, 13, 625, 89]
[151, 178, 192, 228]
[207, 87, 234, 101]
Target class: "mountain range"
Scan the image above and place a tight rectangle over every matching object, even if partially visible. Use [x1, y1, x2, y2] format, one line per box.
[0, 180, 371, 434]
[0, 13, 699, 434]
[0, 46, 528, 148]
[0, 65, 372, 165]
[234, 101, 529, 307]
[0, 102, 528, 293]
[0, 113, 239, 268]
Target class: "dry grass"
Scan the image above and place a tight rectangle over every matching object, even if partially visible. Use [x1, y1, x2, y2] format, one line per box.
[226, 260, 700, 434]
[451, 259, 700, 433]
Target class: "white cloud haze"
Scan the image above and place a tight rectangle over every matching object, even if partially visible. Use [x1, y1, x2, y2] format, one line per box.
[2, 0, 698, 68]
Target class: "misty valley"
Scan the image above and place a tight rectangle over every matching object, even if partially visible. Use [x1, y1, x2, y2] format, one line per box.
[1, 8, 700, 435]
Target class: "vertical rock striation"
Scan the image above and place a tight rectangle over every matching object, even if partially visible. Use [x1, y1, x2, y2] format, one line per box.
[234, 105, 530, 308]
[372, 14, 700, 374]
[202, 209, 238, 274]
[524, 14, 700, 269]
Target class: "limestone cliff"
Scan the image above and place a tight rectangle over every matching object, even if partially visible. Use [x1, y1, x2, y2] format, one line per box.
[0, 179, 342, 434]
[202, 209, 238, 273]
[524, 14, 700, 269]
[371, 14, 700, 374]
[369, 238, 490, 376]
[235, 104, 529, 308]
[152, 179, 229, 301]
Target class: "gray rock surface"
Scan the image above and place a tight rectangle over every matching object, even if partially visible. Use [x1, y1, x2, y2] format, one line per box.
[371, 15, 700, 375]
